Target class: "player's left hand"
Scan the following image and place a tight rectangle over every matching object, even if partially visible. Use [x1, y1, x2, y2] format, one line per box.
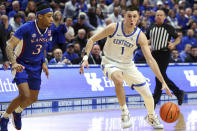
[42, 63, 49, 79]
[3, 61, 10, 71]
[168, 42, 175, 50]
[161, 82, 173, 97]
[79, 60, 89, 74]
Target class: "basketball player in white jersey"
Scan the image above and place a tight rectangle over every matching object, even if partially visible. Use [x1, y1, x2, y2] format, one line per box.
[79, 6, 172, 129]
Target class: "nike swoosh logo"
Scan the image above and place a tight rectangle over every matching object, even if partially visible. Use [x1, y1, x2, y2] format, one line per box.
[117, 34, 122, 36]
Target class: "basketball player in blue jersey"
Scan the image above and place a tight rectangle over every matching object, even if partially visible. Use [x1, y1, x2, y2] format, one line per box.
[0, 4, 53, 131]
[80, 6, 173, 129]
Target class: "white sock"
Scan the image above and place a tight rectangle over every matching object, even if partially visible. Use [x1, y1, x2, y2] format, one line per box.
[120, 104, 129, 115]
[15, 106, 23, 113]
[2, 112, 10, 119]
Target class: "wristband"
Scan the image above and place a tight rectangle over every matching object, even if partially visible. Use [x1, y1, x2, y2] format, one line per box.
[83, 55, 88, 61]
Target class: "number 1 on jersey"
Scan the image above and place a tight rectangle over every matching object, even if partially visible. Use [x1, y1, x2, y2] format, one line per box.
[121, 47, 124, 55]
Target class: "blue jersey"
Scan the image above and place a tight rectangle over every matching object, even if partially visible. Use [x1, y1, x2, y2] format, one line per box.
[14, 20, 52, 63]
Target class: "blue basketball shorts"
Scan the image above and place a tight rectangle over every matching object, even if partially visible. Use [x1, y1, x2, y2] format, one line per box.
[13, 60, 42, 90]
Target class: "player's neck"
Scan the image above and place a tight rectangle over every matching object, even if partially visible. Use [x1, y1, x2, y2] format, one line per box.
[37, 20, 47, 30]
[123, 23, 136, 35]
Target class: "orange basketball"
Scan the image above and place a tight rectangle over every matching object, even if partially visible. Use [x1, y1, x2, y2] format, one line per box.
[160, 102, 180, 123]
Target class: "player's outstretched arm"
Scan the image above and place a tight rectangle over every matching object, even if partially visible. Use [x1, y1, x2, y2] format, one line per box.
[79, 23, 117, 74]
[138, 31, 172, 97]
[6, 36, 25, 72]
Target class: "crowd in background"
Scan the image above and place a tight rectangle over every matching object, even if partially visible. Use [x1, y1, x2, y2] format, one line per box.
[0, 0, 197, 65]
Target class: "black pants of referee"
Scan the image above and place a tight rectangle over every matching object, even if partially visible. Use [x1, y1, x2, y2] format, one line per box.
[152, 50, 183, 106]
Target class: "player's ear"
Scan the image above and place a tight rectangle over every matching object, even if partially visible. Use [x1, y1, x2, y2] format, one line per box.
[37, 14, 43, 20]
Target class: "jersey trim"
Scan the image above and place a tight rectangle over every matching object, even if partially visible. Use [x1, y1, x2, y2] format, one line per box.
[121, 21, 137, 37]
[34, 20, 48, 36]
[136, 28, 142, 45]
[109, 22, 119, 38]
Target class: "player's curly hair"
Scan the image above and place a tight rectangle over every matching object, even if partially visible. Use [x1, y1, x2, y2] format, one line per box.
[36, 4, 51, 12]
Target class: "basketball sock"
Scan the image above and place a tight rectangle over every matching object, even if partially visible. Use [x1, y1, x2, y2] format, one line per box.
[2, 112, 10, 119]
[120, 104, 129, 115]
[134, 84, 155, 116]
[15, 106, 23, 113]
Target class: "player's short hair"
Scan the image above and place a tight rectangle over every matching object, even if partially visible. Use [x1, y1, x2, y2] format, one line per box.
[126, 6, 139, 13]
[36, 4, 51, 12]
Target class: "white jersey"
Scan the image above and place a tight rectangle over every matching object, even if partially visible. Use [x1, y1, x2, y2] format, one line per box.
[103, 22, 141, 64]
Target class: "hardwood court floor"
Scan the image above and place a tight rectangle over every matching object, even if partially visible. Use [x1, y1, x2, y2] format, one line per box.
[6, 104, 197, 131]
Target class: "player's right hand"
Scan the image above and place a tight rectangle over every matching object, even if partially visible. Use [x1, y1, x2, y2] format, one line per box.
[12, 63, 25, 72]
[79, 60, 89, 74]
[161, 82, 173, 97]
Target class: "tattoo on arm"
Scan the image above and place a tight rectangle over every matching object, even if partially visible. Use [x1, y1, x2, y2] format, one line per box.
[6, 44, 16, 65]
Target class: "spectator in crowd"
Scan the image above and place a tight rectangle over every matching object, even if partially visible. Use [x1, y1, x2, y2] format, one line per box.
[190, 21, 197, 37]
[98, 0, 108, 18]
[88, 44, 102, 64]
[73, 29, 87, 50]
[25, 1, 36, 16]
[0, 4, 6, 15]
[26, 12, 36, 22]
[182, 29, 197, 47]
[73, 42, 81, 56]
[140, 0, 152, 14]
[63, 0, 78, 19]
[108, 0, 120, 15]
[63, 43, 79, 62]
[185, 46, 197, 62]
[8, 0, 20, 18]
[0, 23, 9, 69]
[108, 7, 122, 23]
[185, 7, 193, 19]
[10, 13, 23, 32]
[77, 0, 88, 13]
[87, 7, 98, 28]
[96, 7, 105, 27]
[153, 1, 164, 12]
[72, 12, 90, 36]
[87, 0, 97, 10]
[120, 0, 126, 9]
[167, 9, 179, 29]
[51, 10, 67, 52]
[170, 49, 182, 63]
[175, 31, 185, 52]
[0, 15, 13, 40]
[179, 44, 192, 62]
[65, 17, 75, 43]
[142, 10, 154, 28]
[72, 47, 85, 64]
[49, 48, 71, 65]
[191, 9, 197, 22]
[176, 8, 189, 31]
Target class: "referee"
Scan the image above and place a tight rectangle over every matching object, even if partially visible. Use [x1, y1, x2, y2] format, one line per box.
[146, 10, 184, 108]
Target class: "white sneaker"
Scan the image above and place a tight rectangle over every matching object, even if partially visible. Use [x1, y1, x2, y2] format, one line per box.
[145, 114, 164, 129]
[121, 113, 132, 129]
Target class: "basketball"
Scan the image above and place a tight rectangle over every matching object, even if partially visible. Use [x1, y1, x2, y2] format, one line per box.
[160, 102, 180, 123]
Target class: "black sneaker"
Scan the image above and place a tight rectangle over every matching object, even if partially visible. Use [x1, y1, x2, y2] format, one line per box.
[12, 111, 22, 130]
[177, 90, 184, 105]
[0, 117, 9, 131]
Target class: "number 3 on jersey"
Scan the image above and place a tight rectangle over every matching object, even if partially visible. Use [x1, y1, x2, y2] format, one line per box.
[32, 44, 42, 55]
[121, 46, 125, 55]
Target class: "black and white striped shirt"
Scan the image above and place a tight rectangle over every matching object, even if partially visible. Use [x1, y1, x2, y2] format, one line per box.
[146, 23, 178, 51]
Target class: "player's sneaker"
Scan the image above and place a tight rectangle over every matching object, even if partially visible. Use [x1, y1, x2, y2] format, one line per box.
[0, 117, 9, 131]
[121, 113, 132, 129]
[145, 114, 164, 129]
[12, 112, 22, 130]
